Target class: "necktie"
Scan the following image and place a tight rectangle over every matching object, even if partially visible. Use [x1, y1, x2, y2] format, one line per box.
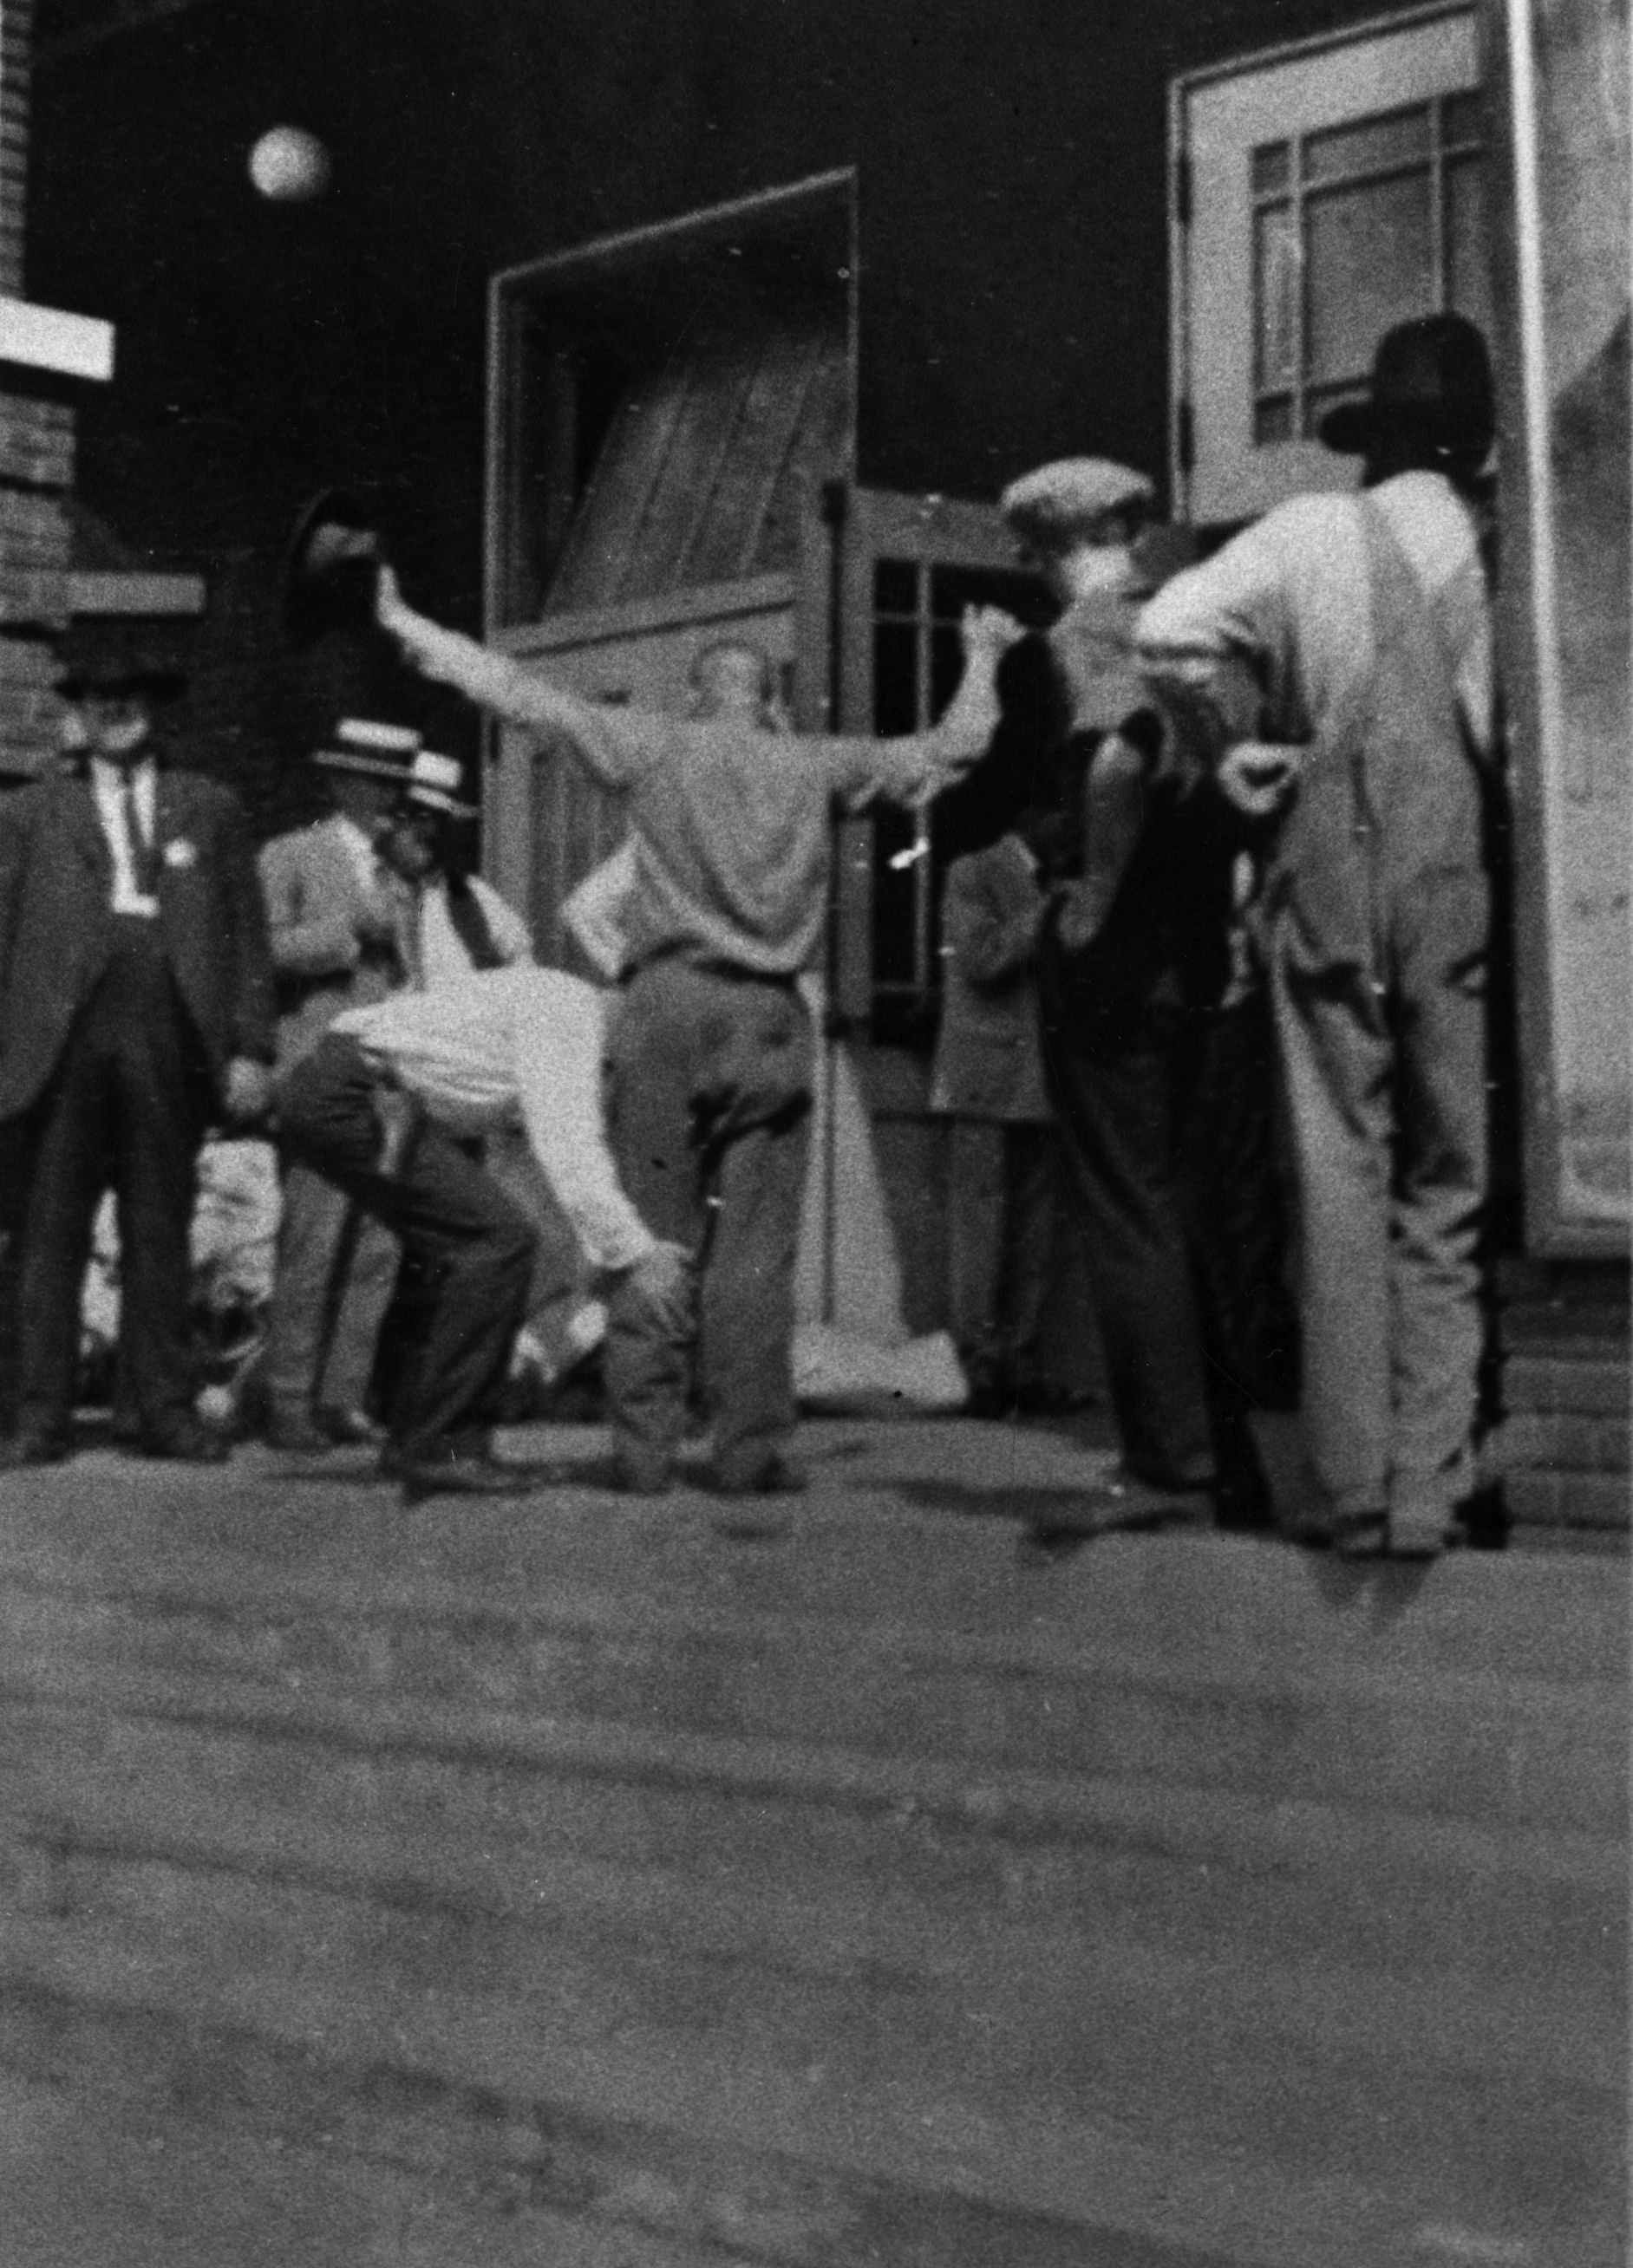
[121, 772, 158, 897]
[390, 877, 425, 990]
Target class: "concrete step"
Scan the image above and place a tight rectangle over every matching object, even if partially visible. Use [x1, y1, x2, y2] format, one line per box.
[1, 1917, 1620, 2268]
[1, 1582, 1622, 1835]
[0, 1437, 1623, 2268]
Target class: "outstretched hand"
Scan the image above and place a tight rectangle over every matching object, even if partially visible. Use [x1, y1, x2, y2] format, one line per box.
[374, 564, 415, 648]
[959, 604, 1026, 664]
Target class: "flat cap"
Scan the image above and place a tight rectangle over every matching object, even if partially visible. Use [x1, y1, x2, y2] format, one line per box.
[1000, 458, 1157, 549]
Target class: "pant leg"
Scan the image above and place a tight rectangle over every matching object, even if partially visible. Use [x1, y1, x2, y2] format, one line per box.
[262, 1163, 350, 1418]
[277, 1037, 536, 1463]
[1039, 955, 1215, 1489]
[1270, 948, 1395, 1519]
[603, 968, 710, 1472]
[1388, 867, 1490, 1516]
[315, 1209, 400, 1415]
[998, 1120, 1057, 1393]
[704, 1104, 810, 1485]
[15, 1041, 113, 1441]
[944, 1120, 1007, 1385]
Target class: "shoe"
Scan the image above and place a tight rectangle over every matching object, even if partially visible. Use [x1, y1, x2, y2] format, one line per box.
[0, 1430, 70, 1471]
[397, 1451, 537, 1503]
[1382, 1507, 1453, 1560]
[1027, 1472, 1205, 1544]
[265, 1411, 337, 1456]
[315, 1404, 388, 1449]
[140, 1419, 231, 1465]
[708, 1455, 806, 1537]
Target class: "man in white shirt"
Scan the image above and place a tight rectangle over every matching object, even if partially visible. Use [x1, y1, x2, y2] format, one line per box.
[277, 963, 680, 1500]
[1136, 314, 1499, 1558]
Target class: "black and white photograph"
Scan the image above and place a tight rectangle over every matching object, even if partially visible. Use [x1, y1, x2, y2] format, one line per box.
[0, 0, 1626, 2260]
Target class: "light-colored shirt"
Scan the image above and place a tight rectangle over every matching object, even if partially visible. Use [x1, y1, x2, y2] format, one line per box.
[90, 756, 159, 918]
[395, 610, 1003, 978]
[413, 873, 533, 991]
[332, 965, 652, 1274]
[1134, 471, 1493, 759]
[331, 813, 380, 895]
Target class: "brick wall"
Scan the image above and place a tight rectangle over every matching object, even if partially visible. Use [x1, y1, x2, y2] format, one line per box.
[0, 0, 75, 781]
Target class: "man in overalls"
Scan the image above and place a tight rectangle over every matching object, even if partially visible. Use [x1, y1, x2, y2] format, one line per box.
[1136, 315, 1498, 1558]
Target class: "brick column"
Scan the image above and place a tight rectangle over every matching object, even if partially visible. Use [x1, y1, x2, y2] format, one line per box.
[0, 0, 78, 778]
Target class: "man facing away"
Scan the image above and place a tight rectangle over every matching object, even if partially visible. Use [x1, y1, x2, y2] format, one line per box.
[258, 716, 420, 1453]
[0, 621, 273, 1466]
[1135, 314, 1499, 1559]
[377, 573, 1019, 1500]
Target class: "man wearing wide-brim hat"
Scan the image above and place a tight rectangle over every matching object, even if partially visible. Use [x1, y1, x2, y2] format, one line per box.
[1136, 312, 1499, 1560]
[256, 715, 421, 1454]
[0, 618, 275, 1466]
[983, 455, 1273, 1535]
[372, 749, 532, 989]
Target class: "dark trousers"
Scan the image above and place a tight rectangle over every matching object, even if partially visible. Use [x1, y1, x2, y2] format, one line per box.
[275, 1034, 536, 1464]
[945, 1118, 1058, 1397]
[13, 920, 212, 1445]
[1039, 952, 1273, 1509]
[604, 958, 812, 1483]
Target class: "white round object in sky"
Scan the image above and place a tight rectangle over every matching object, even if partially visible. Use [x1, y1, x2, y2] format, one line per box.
[248, 126, 331, 203]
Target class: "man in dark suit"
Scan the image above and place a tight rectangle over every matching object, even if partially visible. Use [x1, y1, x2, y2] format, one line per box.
[930, 810, 1068, 1418]
[0, 622, 275, 1464]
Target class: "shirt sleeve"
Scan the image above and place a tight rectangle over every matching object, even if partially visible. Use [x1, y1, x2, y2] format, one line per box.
[511, 976, 656, 1274]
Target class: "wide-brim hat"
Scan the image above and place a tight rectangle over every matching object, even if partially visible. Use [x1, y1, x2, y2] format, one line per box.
[313, 715, 422, 782]
[398, 747, 477, 820]
[284, 487, 386, 648]
[55, 619, 189, 703]
[1001, 458, 1157, 551]
[1318, 312, 1495, 459]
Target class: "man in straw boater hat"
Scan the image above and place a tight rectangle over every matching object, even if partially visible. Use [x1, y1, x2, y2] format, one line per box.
[372, 747, 533, 987]
[270, 740, 552, 1502]
[993, 457, 1276, 1537]
[0, 618, 274, 1466]
[257, 715, 423, 1454]
[1136, 312, 1500, 1560]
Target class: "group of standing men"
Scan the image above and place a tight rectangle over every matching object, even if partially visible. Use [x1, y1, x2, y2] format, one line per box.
[931, 310, 1499, 1558]
[0, 308, 1500, 1554]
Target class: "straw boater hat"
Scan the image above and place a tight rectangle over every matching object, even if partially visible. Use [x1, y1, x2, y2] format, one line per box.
[399, 748, 477, 821]
[312, 716, 421, 780]
[999, 459, 1157, 552]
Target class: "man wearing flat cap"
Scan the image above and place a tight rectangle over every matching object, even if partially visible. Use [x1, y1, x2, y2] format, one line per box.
[258, 715, 421, 1453]
[1137, 313, 1499, 1561]
[991, 457, 1273, 1530]
[0, 621, 274, 1465]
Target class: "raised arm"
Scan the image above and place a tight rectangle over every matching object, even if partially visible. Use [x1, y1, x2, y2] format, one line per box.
[824, 604, 1025, 809]
[376, 569, 664, 788]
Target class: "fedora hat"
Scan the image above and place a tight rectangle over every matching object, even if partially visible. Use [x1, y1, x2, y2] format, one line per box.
[55, 618, 189, 703]
[284, 487, 388, 649]
[399, 747, 477, 821]
[313, 715, 421, 782]
[1318, 313, 1494, 460]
